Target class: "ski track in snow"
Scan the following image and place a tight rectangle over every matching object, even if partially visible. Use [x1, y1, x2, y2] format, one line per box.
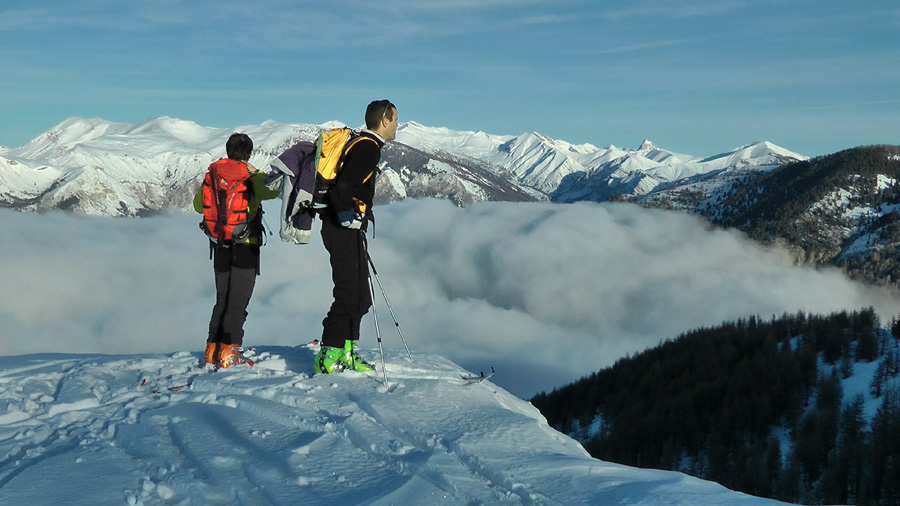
[0, 346, 787, 505]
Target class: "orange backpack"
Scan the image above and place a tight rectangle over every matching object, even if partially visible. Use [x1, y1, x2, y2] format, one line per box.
[199, 159, 253, 243]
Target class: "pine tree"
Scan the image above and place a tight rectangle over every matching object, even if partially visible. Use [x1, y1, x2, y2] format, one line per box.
[870, 386, 900, 504]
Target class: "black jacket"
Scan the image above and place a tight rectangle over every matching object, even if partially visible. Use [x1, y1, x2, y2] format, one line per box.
[327, 130, 384, 224]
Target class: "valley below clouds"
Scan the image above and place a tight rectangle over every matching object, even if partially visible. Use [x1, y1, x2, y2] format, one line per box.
[6, 199, 900, 398]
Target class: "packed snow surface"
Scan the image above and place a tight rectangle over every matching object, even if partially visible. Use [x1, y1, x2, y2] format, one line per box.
[0, 346, 786, 505]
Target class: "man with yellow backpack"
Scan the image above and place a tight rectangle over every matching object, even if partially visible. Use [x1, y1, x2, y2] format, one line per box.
[315, 100, 398, 374]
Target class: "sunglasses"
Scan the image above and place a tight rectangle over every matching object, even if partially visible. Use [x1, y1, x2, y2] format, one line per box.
[380, 101, 395, 123]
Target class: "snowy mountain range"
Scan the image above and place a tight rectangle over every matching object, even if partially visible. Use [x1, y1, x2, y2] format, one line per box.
[0, 116, 807, 216]
[0, 345, 787, 505]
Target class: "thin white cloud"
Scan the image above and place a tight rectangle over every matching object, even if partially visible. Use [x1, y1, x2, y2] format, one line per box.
[586, 33, 730, 55]
[600, 0, 754, 20]
[779, 99, 900, 113]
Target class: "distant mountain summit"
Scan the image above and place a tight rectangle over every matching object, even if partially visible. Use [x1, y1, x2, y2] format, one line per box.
[0, 116, 806, 216]
[639, 139, 656, 150]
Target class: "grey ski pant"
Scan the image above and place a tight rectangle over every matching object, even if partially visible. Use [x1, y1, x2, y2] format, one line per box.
[208, 244, 259, 346]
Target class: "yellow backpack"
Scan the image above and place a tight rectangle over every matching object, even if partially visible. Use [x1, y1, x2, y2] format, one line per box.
[311, 128, 377, 209]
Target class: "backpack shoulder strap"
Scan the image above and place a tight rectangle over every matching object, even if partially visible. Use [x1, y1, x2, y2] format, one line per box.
[345, 134, 378, 152]
[343, 135, 381, 184]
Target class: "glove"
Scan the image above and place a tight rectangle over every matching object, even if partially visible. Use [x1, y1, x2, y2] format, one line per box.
[337, 210, 363, 230]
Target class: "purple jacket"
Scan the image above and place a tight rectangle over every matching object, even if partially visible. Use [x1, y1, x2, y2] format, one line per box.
[267, 141, 317, 244]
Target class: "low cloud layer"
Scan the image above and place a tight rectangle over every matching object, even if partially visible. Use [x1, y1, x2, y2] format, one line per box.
[5, 200, 900, 398]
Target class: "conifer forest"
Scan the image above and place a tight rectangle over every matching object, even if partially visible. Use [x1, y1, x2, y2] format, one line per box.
[532, 309, 900, 505]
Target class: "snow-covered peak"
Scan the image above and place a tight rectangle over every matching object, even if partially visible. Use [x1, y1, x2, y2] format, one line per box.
[9, 117, 128, 160]
[731, 141, 805, 160]
[0, 347, 787, 505]
[396, 121, 513, 155]
[639, 139, 656, 150]
[122, 116, 212, 145]
[699, 141, 808, 169]
[319, 120, 349, 130]
[500, 131, 550, 154]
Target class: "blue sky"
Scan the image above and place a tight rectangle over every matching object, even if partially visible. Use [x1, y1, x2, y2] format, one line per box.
[2, 0, 898, 156]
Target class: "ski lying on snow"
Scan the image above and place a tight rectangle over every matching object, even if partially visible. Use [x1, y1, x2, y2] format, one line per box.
[460, 367, 495, 385]
[162, 382, 192, 393]
[140, 377, 193, 394]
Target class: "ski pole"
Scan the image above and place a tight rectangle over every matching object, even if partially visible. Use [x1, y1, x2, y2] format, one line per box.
[364, 249, 414, 361]
[367, 271, 389, 388]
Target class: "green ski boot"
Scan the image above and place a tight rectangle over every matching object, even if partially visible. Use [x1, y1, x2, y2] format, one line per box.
[315, 345, 346, 374]
[341, 340, 375, 372]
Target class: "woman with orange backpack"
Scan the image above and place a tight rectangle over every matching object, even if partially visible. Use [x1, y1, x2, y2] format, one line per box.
[194, 133, 278, 368]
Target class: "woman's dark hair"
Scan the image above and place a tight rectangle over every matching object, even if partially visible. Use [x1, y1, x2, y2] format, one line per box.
[226, 133, 253, 161]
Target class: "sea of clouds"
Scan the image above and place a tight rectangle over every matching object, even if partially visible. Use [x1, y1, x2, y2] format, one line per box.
[5, 199, 899, 398]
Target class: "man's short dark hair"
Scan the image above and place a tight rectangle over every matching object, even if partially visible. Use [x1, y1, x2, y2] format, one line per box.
[226, 133, 253, 161]
[365, 100, 395, 130]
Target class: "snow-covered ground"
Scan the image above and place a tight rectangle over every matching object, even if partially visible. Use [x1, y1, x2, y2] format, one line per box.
[0, 346, 788, 505]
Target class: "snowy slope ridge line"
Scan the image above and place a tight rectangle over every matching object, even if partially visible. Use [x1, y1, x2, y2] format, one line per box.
[0, 116, 807, 215]
[0, 346, 786, 505]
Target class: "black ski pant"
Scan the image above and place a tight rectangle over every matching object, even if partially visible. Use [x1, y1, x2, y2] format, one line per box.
[320, 219, 371, 349]
[208, 243, 259, 346]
